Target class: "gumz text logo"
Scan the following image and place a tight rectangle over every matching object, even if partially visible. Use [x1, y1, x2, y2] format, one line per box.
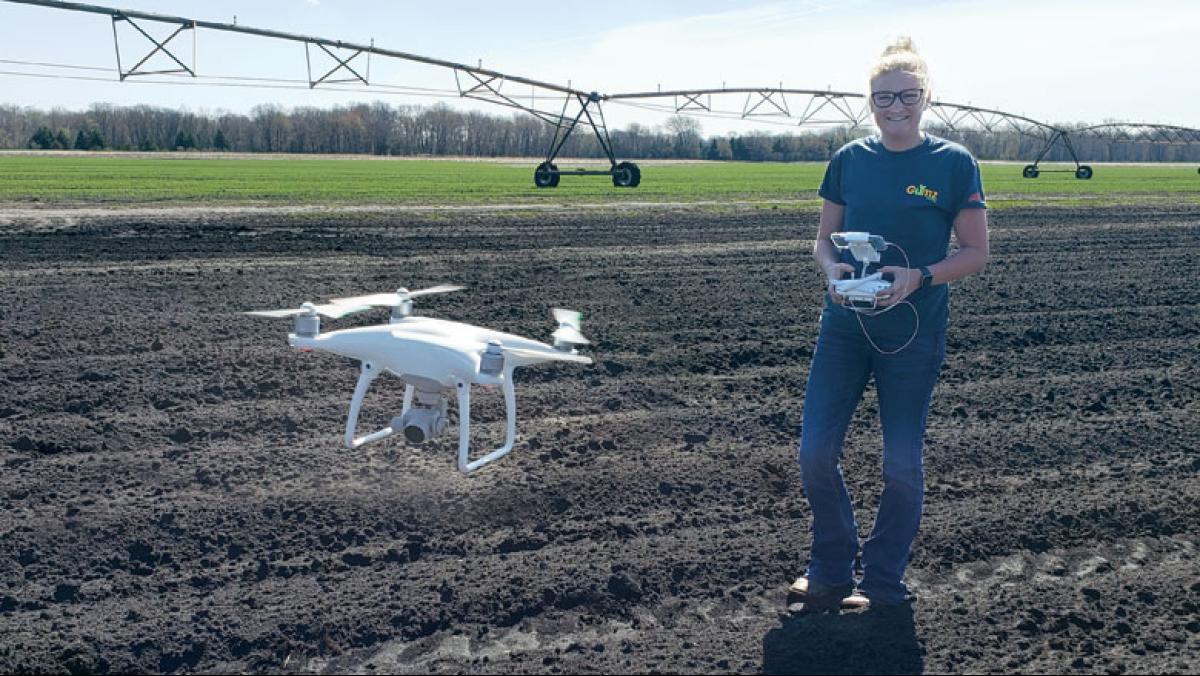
[906, 184, 939, 203]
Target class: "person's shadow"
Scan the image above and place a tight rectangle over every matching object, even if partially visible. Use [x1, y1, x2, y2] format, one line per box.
[761, 604, 924, 675]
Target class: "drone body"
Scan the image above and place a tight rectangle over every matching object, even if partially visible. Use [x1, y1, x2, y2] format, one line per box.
[248, 287, 591, 472]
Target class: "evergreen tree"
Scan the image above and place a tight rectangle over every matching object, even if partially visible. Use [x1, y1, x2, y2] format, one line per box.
[87, 128, 105, 150]
[139, 138, 158, 151]
[212, 129, 229, 151]
[28, 126, 55, 149]
[74, 129, 91, 150]
[53, 129, 71, 150]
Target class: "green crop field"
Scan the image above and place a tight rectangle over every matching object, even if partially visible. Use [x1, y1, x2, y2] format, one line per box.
[0, 153, 1196, 208]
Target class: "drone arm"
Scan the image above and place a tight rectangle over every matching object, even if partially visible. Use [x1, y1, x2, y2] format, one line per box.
[344, 361, 396, 449]
[454, 366, 519, 473]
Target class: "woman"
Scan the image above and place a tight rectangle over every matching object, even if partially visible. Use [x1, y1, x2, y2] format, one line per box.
[791, 37, 989, 612]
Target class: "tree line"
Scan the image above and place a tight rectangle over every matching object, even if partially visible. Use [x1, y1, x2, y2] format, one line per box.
[0, 101, 1196, 163]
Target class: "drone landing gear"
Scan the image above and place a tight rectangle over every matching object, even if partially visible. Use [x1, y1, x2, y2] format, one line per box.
[454, 377, 517, 473]
[342, 362, 519, 473]
[345, 362, 392, 448]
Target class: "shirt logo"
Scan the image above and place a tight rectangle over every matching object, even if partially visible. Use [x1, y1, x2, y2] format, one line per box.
[906, 183, 939, 203]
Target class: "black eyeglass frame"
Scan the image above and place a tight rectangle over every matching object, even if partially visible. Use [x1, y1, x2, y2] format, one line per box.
[870, 88, 925, 108]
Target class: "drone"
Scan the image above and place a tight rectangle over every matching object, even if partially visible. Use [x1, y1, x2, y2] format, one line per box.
[245, 285, 592, 472]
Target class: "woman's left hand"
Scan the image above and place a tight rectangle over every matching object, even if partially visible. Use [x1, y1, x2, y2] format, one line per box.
[875, 266, 922, 308]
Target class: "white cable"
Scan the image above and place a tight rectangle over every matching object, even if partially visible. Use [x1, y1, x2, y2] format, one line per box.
[854, 301, 919, 354]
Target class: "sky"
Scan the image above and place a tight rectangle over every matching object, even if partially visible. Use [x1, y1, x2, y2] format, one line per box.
[1, 0, 1198, 136]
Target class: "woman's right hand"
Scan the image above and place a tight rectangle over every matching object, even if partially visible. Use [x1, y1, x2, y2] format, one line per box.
[824, 262, 856, 305]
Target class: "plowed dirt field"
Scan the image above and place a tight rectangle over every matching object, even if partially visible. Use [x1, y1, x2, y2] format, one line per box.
[1, 204, 1197, 674]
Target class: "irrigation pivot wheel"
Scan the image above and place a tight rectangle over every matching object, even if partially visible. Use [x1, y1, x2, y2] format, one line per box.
[1075, 165, 1093, 180]
[1023, 164, 1040, 179]
[612, 161, 641, 188]
[534, 162, 560, 188]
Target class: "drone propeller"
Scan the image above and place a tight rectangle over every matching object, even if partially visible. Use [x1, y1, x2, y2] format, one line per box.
[244, 301, 368, 319]
[330, 284, 465, 308]
[551, 308, 590, 346]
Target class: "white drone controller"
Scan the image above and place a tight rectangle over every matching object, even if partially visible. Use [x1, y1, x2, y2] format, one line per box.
[830, 232, 892, 310]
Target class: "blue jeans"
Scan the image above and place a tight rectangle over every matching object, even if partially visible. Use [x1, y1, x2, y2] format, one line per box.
[797, 325, 945, 603]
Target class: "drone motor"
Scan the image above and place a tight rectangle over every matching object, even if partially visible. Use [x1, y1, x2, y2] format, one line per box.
[480, 340, 505, 375]
[390, 293, 415, 322]
[552, 308, 590, 353]
[294, 311, 320, 338]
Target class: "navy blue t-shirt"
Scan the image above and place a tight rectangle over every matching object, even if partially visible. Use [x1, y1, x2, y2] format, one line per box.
[818, 134, 986, 337]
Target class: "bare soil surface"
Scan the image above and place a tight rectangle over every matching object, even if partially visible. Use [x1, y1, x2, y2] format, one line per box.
[0, 202, 812, 230]
[1, 204, 1197, 674]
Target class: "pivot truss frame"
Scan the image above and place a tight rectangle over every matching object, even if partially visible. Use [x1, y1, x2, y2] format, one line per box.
[109, 11, 195, 80]
[6, 0, 629, 186]
[606, 89, 1200, 179]
[6, 0, 1199, 183]
[304, 40, 370, 88]
[608, 89, 1090, 175]
[1077, 123, 1200, 145]
[921, 101, 1089, 177]
[451, 70, 622, 174]
[606, 87, 874, 128]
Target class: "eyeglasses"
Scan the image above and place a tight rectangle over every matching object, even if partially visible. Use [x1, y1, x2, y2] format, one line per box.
[870, 88, 924, 108]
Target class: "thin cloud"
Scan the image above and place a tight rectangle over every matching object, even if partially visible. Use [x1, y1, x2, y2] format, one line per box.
[506, 0, 1199, 132]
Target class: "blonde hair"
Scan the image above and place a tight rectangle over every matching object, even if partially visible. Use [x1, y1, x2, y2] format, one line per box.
[870, 36, 929, 89]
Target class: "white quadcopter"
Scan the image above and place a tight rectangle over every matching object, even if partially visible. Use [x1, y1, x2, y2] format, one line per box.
[245, 285, 592, 472]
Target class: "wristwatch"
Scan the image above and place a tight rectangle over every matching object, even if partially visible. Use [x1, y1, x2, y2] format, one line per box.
[918, 265, 934, 288]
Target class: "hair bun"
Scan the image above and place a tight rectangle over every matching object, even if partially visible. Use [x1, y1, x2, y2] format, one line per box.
[870, 35, 929, 87]
[881, 36, 919, 57]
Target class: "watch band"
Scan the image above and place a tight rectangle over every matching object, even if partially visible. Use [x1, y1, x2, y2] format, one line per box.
[919, 265, 933, 288]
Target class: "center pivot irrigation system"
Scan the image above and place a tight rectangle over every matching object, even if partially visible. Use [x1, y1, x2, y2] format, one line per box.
[5, 0, 1200, 186]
